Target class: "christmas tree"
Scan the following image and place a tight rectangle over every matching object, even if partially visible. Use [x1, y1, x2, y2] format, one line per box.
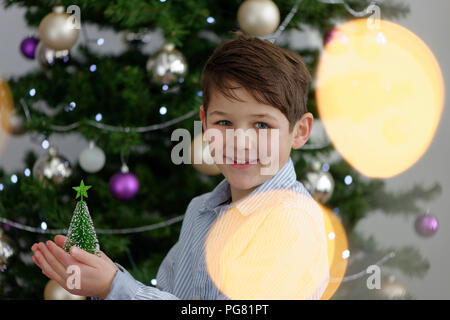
[0, 0, 441, 299]
[63, 180, 100, 256]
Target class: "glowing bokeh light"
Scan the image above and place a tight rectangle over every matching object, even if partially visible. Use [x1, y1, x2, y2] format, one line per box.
[316, 19, 445, 178]
[204, 190, 347, 299]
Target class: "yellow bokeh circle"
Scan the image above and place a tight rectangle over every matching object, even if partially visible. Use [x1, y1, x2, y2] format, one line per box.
[316, 19, 445, 178]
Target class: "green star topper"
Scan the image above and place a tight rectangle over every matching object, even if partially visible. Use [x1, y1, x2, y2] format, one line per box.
[72, 180, 92, 202]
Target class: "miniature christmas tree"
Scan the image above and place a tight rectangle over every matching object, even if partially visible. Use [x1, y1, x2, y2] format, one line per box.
[63, 180, 100, 256]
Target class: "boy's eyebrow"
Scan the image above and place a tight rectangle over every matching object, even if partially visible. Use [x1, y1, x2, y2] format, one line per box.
[209, 110, 278, 121]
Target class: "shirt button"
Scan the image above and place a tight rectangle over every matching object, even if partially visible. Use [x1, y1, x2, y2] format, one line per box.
[193, 295, 201, 300]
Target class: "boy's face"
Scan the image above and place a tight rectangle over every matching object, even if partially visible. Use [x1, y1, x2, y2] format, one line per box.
[200, 84, 313, 193]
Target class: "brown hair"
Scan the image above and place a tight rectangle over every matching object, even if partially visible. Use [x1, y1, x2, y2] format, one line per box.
[201, 30, 312, 131]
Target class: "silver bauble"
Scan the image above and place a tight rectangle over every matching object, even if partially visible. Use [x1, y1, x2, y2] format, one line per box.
[302, 160, 334, 203]
[38, 6, 80, 51]
[78, 141, 106, 173]
[237, 0, 280, 36]
[33, 146, 72, 185]
[35, 41, 69, 68]
[0, 230, 15, 272]
[146, 43, 188, 85]
[44, 279, 86, 300]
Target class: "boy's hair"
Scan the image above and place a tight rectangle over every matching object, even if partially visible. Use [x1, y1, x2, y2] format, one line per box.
[201, 30, 312, 132]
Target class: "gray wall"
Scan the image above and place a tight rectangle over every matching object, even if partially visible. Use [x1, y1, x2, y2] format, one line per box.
[0, 0, 449, 299]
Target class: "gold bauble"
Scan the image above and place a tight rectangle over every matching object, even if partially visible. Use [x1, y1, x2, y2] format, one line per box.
[38, 6, 80, 51]
[378, 276, 407, 300]
[237, 0, 280, 36]
[44, 279, 86, 300]
[190, 134, 221, 176]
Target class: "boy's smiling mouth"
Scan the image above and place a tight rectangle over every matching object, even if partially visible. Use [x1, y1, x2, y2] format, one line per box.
[224, 156, 259, 168]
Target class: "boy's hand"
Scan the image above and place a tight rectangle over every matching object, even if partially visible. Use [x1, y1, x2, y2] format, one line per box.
[31, 235, 119, 299]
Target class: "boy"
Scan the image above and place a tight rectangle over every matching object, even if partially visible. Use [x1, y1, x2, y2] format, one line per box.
[31, 31, 330, 300]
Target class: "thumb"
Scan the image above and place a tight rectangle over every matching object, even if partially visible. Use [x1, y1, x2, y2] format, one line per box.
[70, 246, 101, 268]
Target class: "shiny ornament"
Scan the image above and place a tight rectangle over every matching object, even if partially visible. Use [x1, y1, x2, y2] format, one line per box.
[33, 146, 72, 185]
[122, 29, 152, 50]
[38, 6, 80, 51]
[378, 276, 407, 300]
[44, 279, 86, 300]
[79, 141, 105, 173]
[415, 212, 438, 237]
[190, 134, 221, 176]
[0, 230, 15, 272]
[35, 41, 69, 68]
[237, 0, 280, 36]
[20, 36, 40, 59]
[146, 43, 188, 85]
[109, 164, 140, 201]
[301, 160, 334, 203]
[0, 108, 26, 135]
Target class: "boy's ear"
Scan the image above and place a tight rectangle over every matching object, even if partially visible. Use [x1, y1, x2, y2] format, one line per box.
[292, 112, 314, 150]
[199, 105, 207, 132]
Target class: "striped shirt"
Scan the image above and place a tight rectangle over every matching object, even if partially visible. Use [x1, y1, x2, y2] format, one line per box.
[95, 157, 329, 300]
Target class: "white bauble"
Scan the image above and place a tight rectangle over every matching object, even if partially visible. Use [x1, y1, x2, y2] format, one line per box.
[79, 141, 106, 173]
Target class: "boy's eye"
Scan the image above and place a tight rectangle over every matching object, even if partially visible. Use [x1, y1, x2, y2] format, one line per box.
[255, 122, 270, 129]
[216, 120, 232, 126]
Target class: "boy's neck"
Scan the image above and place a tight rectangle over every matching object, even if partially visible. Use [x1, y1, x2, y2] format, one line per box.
[230, 185, 259, 204]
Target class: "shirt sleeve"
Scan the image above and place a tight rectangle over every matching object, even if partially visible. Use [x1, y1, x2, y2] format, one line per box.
[91, 262, 180, 300]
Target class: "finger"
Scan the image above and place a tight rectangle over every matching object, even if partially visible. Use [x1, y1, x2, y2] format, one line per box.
[70, 246, 101, 268]
[38, 242, 67, 279]
[54, 235, 67, 248]
[32, 252, 42, 269]
[46, 240, 75, 269]
[33, 250, 66, 284]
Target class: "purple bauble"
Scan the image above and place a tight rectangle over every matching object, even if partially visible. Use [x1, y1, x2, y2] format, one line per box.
[20, 36, 40, 59]
[109, 172, 140, 200]
[415, 214, 438, 237]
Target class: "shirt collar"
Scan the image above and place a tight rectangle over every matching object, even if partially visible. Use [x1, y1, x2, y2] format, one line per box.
[200, 157, 297, 216]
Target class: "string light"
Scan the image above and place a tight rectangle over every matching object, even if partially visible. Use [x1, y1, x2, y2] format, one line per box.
[29, 88, 36, 96]
[96, 38, 104, 46]
[95, 113, 102, 122]
[90, 64, 97, 72]
[10, 175, 18, 184]
[24, 168, 31, 177]
[159, 106, 167, 115]
[40, 221, 47, 231]
[344, 175, 353, 185]
[206, 17, 215, 24]
[0, 184, 3, 191]
[41, 140, 49, 149]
